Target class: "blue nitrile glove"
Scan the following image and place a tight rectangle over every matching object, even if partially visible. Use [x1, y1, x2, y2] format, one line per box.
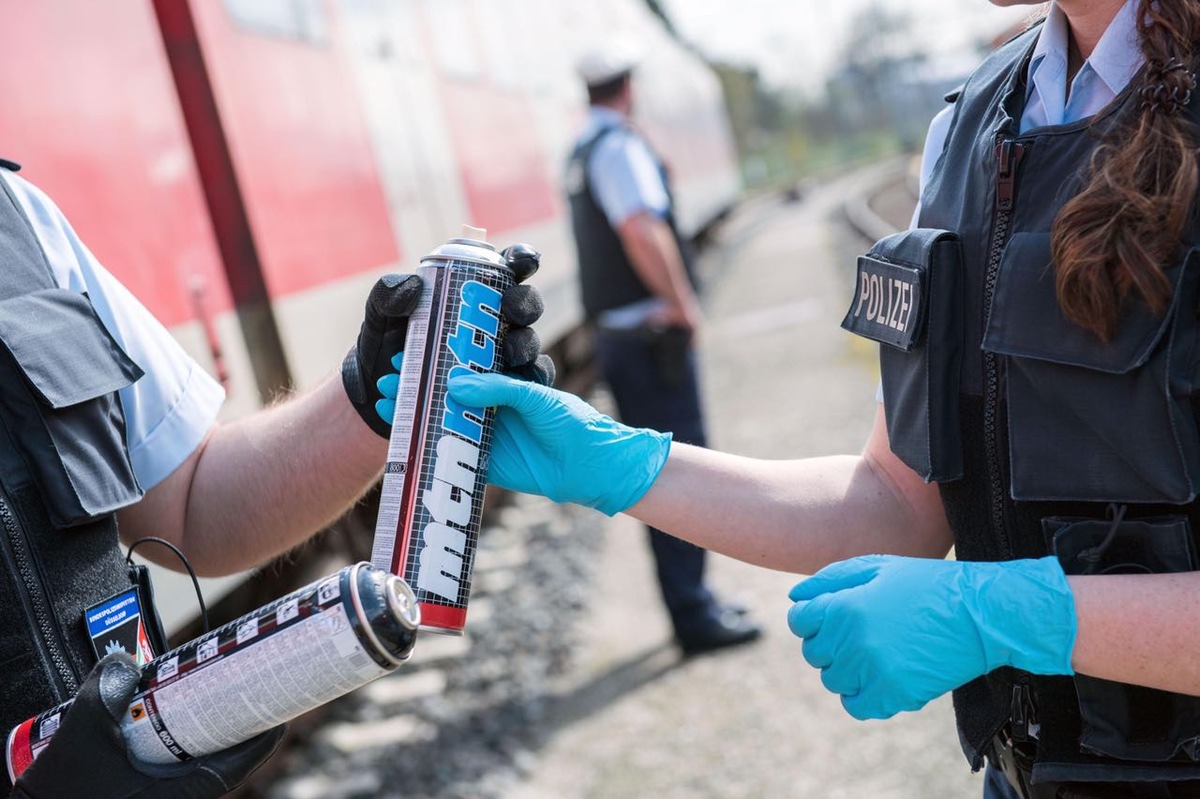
[786, 554, 1077, 721]
[374, 352, 404, 426]
[375, 347, 555, 426]
[444, 371, 671, 516]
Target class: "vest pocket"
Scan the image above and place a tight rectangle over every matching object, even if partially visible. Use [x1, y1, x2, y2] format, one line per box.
[841, 228, 964, 481]
[1047, 514, 1200, 762]
[0, 289, 144, 526]
[983, 235, 1200, 503]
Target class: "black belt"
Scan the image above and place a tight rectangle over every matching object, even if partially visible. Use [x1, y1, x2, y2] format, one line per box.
[593, 323, 661, 340]
[990, 734, 1200, 799]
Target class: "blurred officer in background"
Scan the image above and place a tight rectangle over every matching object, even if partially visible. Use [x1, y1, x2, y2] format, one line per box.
[563, 41, 761, 656]
[0, 160, 547, 798]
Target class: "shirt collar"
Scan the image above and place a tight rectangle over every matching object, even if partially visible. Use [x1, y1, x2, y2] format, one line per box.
[588, 106, 626, 128]
[1028, 0, 1142, 101]
[1086, 0, 1142, 96]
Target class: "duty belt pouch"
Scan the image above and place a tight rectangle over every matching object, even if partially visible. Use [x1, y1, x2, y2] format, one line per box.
[1046, 514, 1200, 766]
[841, 229, 964, 481]
[643, 325, 691, 389]
[983, 236, 1200, 503]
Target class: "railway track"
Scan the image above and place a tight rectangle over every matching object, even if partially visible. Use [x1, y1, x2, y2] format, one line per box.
[841, 157, 920, 245]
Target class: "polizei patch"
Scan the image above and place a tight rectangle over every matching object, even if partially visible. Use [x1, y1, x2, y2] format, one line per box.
[840, 254, 925, 351]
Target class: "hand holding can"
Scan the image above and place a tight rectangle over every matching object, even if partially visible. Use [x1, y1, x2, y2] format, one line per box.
[8, 563, 419, 780]
[370, 228, 539, 634]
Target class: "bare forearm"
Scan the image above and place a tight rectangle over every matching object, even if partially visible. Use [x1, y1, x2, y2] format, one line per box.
[121, 375, 386, 576]
[628, 441, 953, 575]
[1070, 572, 1200, 695]
[618, 213, 698, 311]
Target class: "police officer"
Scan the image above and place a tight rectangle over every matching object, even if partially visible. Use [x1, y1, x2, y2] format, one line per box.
[563, 41, 761, 656]
[449, 1, 1200, 796]
[0, 162, 548, 798]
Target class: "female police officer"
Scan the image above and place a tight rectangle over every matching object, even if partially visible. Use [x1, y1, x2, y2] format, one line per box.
[443, 1, 1200, 796]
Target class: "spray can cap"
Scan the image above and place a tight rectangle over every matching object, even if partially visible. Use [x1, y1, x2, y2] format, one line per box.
[423, 224, 505, 266]
[386, 577, 421, 631]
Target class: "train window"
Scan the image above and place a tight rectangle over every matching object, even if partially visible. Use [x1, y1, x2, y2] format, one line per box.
[222, 0, 329, 44]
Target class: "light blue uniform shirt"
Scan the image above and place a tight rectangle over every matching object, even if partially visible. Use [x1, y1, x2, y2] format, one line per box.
[578, 106, 672, 329]
[582, 106, 670, 226]
[916, 0, 1143, 208]
[2, 171, 224, 490]
[1020, 0, 1142, 133]
[892, 0, 1144, 400]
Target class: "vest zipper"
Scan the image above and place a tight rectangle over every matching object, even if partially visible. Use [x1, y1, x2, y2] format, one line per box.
[983, 137, 1026, 559]
[0, 495, 77, 697]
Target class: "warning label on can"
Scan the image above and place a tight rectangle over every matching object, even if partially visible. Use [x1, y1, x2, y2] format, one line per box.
[124, 604, 389, 766]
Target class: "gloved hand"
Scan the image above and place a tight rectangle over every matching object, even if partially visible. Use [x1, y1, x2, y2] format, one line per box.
[12, 653, 284, 799]
[786, 555, 1077, 721]
[349, 244, 555, 437]
[342, 272, 423, 438]
[445, 371, 671, 516]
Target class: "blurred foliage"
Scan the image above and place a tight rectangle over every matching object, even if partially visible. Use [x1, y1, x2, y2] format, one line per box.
[643, 0, 992, 193]
[715, 62, 912, 192]
[702, 2, 981, 193]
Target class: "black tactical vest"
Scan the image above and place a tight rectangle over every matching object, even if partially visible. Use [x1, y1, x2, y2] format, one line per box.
[0, 163, 146, 787]
[854, 26, 1200, 787]
[565, 122, 697, 319]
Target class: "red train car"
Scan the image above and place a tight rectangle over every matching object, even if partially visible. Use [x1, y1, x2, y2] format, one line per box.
[0, 0, 740, 629]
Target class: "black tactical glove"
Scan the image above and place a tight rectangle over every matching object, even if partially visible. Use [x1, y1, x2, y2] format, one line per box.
[342, 243, 556, 438]
[497, 244, 556, 387]
[11, 653, 284, 799]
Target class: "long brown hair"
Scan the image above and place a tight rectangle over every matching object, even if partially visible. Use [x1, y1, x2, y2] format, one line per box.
[1052, 1, 1200, 341]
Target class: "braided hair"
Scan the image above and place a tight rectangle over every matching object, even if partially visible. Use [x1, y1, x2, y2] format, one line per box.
[1052, 0, 1200, 341]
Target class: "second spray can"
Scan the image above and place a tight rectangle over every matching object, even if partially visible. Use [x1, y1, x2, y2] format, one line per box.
[7, 563, 419, 780]
[371, 228, 534, 634]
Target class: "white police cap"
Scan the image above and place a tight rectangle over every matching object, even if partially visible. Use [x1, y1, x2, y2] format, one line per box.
[576, 38, 642, 86]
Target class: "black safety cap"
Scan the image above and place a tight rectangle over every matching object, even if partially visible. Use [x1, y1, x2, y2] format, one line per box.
[502, 243, 541, 283]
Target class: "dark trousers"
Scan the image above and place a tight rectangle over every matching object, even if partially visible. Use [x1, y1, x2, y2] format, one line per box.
[593, 327, 721, 636]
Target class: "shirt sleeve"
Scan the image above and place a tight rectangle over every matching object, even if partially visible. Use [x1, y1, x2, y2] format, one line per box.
[878, 106, 957, 404]
[587, 129, 671, 227]
[908, 105, 956, 229]
[4, 172, 224, 490]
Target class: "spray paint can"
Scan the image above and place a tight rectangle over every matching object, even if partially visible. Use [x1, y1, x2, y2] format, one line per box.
[371, 227, 530, 634]
[7, 562, 418, 779]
